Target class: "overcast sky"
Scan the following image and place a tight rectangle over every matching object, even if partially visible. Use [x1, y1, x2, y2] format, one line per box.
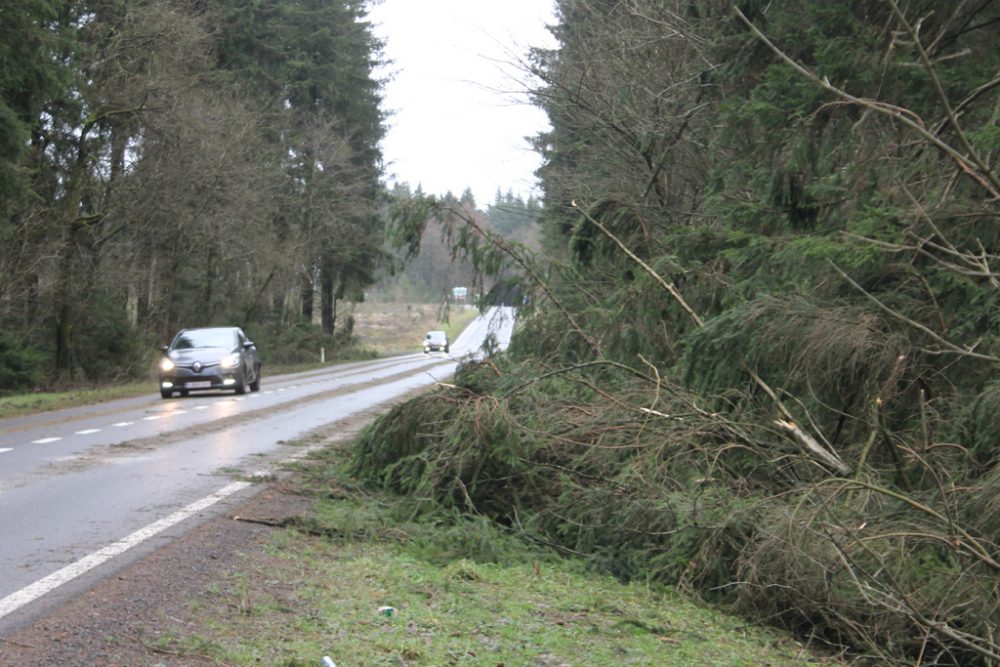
[366, 1, 557, 207]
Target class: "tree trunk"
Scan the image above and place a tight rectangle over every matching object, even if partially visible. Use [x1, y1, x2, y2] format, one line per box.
[320, 256, 335, 335]
[53, 129, 91, 374]
[301, 274, 314, 322]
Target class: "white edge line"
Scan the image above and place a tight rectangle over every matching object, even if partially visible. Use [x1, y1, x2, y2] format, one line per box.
[0, 480, 251, 619]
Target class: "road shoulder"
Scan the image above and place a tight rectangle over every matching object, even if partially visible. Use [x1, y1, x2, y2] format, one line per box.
[0, 472, 315, 666]
[0, 403, 383, 666]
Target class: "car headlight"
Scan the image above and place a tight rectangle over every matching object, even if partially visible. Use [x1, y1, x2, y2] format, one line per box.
[159, 357, 175, 371]
[220, 352, 241, 369]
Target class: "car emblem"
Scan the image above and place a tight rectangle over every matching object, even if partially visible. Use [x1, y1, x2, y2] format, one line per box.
[193, 361, 202, 373]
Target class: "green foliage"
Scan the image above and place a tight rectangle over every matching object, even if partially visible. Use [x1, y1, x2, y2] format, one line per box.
[683, 296, 907, 402]
[955, 384, 1000, 462]
[249, 317, 366, 366]
[0, 332, 45, 395]
[69, 294, 152, 382]
[353, 364, 532, 518]
[968, 122, 1000, 155]
[0, 0, 72, 201]
[486, 190, 543, 238]
[735, 486, 997, 666]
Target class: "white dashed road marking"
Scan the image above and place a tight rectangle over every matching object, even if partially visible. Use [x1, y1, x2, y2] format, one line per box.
[75, 429, 101, 435]
[31, 437, 61, 444]
[0, 448, 11, 454]
[113, 421, 134, 427]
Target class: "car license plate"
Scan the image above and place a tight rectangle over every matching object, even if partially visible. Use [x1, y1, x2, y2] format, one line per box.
[186, 381, 211, 389]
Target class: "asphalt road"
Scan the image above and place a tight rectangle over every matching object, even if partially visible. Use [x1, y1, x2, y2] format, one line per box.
[0, 306, 515, 634]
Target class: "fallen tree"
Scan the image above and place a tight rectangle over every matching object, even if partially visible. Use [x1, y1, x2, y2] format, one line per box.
[358, 2, 1000, 664]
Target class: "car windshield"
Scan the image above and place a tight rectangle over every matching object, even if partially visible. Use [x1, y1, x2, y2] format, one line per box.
[172, 328, 237, 350]
[426, 331, 446, 341]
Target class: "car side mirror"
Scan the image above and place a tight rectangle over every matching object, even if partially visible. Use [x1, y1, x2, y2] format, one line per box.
[159, 344, 169, 353]
[243, 341, 254, 349]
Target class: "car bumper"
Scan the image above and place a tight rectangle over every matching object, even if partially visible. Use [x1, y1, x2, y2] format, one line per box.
[159, 370, 240, 392]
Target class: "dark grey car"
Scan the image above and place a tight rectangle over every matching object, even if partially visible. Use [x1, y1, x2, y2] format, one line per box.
[158, 327, 261, 399]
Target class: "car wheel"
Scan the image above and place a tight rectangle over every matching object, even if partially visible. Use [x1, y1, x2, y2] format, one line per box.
[180, 389, 189, 397]
[445, 346, 450, 353]
[234, 371, 248, 395]
[160, 388, 173, 399]
[249, 366, 261, 392]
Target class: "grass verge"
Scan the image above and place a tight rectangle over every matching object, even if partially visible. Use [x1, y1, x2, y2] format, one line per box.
[0, 382, 152, 419]
[157, 435, 840, 666]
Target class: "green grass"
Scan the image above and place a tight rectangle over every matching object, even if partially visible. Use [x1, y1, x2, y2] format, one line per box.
[0, 382, 152, 419]
[159, 442, 840, 667]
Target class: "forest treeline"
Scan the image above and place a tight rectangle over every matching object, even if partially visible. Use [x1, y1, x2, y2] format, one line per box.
[356, 1, 1000, 665]
[1, 0, 385, 386]
[0, 0, 545, 391]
